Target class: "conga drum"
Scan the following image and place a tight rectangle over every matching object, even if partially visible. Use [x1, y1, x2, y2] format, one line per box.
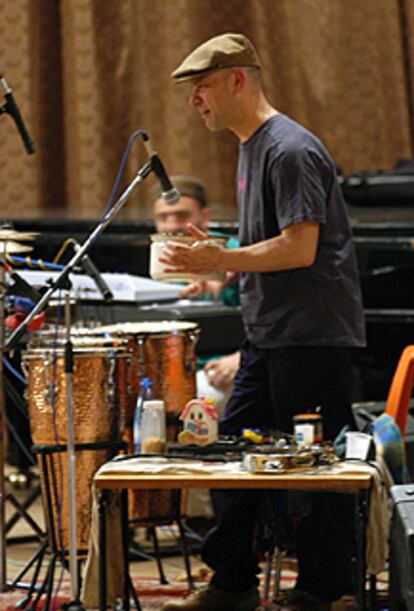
[99, 321, 200, 521]
[22, 333, 130, 551]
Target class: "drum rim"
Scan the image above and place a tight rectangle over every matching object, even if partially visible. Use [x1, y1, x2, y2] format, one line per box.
[22, 347, 131, 358]
[99, 320, 200, 336]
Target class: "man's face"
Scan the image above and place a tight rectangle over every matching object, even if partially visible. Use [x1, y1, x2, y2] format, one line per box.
[188, 70, 237, 132]
[153, 195, 210, 234]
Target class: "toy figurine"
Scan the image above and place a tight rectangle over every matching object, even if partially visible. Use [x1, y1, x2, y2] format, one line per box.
[178, 397, 219, 446]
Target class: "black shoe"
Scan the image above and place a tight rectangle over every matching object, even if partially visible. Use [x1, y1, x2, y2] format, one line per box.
[161, 584, 260, 610]
[273, 590, 331, 610]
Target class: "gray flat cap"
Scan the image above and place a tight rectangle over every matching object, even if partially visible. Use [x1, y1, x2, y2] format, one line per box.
[172, 33, 261, 82]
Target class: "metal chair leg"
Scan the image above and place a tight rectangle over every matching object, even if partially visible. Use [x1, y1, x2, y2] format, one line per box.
[150, 527, 169, 585]
[176, 517, 195, 590]
[272, 548, 286, 600]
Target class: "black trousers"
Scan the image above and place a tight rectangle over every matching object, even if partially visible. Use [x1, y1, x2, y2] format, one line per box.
[201, 341, 357, 601]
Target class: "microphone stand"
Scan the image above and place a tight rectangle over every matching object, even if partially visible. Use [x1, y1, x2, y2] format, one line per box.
[2, 157, 153, 605]
[5, 158, 152, 352]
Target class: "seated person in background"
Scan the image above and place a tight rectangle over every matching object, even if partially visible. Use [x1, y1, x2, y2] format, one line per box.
[151, 174, 241, 414]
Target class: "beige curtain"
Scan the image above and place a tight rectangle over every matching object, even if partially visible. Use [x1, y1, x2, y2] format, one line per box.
[0, 0, 413, 220]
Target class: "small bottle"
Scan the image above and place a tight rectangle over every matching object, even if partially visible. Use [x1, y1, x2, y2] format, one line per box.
[141, 400, 166, 454]
[133, 377, 153, 454]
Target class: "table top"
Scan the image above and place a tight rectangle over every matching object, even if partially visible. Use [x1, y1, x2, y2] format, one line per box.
[94, 468, 372, 494]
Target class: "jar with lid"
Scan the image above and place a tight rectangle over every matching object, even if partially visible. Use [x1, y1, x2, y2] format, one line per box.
[293, 413, 323, 444]
[141, 400, 166, 453]
[149, 234, 226, 282]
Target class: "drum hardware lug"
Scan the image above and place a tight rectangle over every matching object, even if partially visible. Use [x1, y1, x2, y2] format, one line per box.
[43, 358, 52, 405]
[185, 332, 199, 371]
[105, 357, 116, 404]
[136, 337, 146, 377]
[21, 359, 29, 379]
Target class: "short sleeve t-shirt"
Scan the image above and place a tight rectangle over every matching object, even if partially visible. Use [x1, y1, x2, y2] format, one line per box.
[236, 114, 365, 349]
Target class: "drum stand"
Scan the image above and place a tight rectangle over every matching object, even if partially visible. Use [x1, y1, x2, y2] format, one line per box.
[0, 259, 47, 598]
[3, 150, 155, 606]
[0, 262, 8, 589]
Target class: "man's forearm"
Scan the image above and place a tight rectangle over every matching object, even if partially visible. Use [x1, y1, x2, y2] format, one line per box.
[219, 222, 319, 273]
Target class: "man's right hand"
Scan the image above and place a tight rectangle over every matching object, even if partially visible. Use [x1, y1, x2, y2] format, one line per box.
[179, 279, 222, 300]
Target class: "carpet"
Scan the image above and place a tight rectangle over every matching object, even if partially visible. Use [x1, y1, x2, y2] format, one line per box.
[0, 568, 297, 610]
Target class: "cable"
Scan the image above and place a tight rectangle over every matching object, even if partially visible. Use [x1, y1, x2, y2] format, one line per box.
[53, 238, 76, 264]
[102, 129, 148, 217]
[3, 356, 26, 385]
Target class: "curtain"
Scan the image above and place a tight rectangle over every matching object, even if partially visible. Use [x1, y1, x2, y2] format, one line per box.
[0, 0, 413, 220]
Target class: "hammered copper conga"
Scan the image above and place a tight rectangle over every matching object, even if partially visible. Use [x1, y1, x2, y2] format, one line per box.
[22, 334, 130, 551]
[99, 321, 200, 521]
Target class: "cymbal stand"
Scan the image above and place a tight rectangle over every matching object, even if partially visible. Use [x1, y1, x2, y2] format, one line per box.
[3, 155, 154, 602]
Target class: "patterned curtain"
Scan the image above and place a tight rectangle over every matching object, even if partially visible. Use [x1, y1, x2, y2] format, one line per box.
[0, 0, 413, 220]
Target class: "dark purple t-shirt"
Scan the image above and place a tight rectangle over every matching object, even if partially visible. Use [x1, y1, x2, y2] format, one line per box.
[237, 114, 365, 348]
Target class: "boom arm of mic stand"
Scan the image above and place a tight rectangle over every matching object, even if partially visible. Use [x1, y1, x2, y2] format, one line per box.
[4, 159, 153, 351]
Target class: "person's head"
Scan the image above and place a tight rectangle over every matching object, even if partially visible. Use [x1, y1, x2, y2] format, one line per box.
[171, 33, 264, 137]
[151, 175, 211, 234]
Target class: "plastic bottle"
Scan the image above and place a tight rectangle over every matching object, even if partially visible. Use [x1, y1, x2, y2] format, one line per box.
[141, 400, 166, 454]
[133, 377, 153, 454]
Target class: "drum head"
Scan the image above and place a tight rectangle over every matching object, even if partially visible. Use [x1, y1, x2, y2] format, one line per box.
[100, 321, 199, 336]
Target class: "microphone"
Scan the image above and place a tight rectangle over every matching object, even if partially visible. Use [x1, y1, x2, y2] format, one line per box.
[142, 137, 180, 204]
[3, 262, 41, 301]
[73, 242, 113, 303]
[0, 75, 35, 155]
[7, 269, 41, 302]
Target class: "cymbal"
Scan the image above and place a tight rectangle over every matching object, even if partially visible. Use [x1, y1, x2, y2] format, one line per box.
[0, 230, 39, 242]
[0, 241, 33, 254]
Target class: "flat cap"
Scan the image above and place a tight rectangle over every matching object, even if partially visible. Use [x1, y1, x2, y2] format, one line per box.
[171, 33, 261, 82]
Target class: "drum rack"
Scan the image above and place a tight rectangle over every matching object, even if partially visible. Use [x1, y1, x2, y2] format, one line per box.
[10, 440, 126, 610]
[3, 364, 45, 546]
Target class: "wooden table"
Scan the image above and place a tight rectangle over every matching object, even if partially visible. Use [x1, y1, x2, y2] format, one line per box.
[94, 466, 373, 611]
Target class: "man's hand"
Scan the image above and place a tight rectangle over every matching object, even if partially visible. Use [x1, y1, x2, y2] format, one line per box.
[159, 222, 225, 275]
[179, 279, 223, 300]
[203, 351, 241, 390]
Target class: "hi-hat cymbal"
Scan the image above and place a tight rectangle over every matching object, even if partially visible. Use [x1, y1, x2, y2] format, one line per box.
[0, 241, 33, 254]
[0, 230, 39, 242]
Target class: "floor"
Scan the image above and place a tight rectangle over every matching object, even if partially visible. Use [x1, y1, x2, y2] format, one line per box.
[2, 466, 390, 610]
[3, 466, 205, 609]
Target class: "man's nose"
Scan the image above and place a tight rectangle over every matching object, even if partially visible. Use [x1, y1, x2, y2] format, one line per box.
[188, 90, 201, 108]
[165, 217, 184, 233]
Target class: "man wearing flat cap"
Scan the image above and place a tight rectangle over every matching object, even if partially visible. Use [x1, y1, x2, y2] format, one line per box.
[161, 33, 365, 611]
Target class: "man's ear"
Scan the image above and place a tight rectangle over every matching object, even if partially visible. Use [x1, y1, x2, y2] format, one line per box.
[231, 68, 246, 94]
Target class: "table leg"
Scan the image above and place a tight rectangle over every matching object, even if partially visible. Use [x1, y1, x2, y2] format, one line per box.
[98, 489, 108, 611]
[355, 489, 370, 611]
[121, 488, 130, 611]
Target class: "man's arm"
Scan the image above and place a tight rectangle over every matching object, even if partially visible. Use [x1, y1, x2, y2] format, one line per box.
[223, 221, 319, 272]
[160, 221, 319, 274]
